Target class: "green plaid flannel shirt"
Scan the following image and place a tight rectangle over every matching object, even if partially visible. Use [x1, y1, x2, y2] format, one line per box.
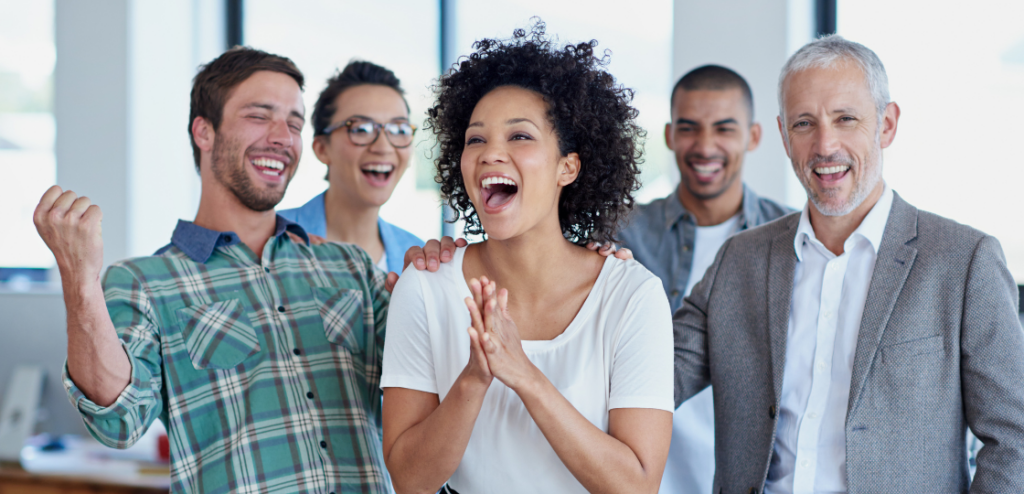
[62, 217, 392, 494]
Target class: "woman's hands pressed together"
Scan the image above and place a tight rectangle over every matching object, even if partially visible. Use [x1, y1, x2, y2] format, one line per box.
[464, 277, 540, 392]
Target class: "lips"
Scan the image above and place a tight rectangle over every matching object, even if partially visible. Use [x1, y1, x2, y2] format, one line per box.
[813, 164, 851, 182]
[480, 175, 518, 212]
[251, 157, 286, 177]
[361, 163, 395, 186]
[688, 160, 724, 183]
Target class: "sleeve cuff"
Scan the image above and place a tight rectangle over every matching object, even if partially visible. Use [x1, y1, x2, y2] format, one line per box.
[62, 344, 148, 419]
[380, 375, 438, 394]
[609, 396, 675, 412]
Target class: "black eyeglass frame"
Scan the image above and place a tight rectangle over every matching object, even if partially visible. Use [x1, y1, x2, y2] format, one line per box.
[320, 118, 417, 149]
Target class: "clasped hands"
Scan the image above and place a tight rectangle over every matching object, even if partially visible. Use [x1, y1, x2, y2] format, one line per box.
[462, 276, 539, 392]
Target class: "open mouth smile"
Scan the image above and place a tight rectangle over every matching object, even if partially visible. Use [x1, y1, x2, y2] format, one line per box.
[252, 157, 286, 178]
[480, 175, 519, 213]
[688, 160, 724, 183]
[361, 163, 395, 186]
[813, 164, 851, 183]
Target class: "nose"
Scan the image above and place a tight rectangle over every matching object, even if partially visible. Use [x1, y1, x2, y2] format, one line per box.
[478, 139, 508, 166]
[367, 128, 395, 154]
[812, 122, 842, 157]
[689, 127, 717, 158]
[267, 118, 294, 149]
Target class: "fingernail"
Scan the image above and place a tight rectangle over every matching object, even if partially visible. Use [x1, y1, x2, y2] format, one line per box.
[415, 259, 425, 269]
[442, 251, 451, 261]
[429, 259, 438, 270]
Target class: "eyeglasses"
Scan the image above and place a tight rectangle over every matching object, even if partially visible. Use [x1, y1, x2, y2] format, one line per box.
[321, 118, 417, 148]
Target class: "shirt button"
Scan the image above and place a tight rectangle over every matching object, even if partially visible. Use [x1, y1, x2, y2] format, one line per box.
[749, 489, 758, 494]
[264, 266, 270, 273]
[670, 289, 680, 298]
[320, 440, 327, 449]
[306, 391, 314, 399]
[682, 245, 691, 252]
[293, 348, 301, 356]
[808, 411, 818, 419]
[801, 459, 810, 468]
[223, 234, 233, 242]
[768, 405, 777, 419]
[823, 310, 832, 319]
[278, 306, 286, 313]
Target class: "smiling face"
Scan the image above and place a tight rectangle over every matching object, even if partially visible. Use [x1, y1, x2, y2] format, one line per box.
[207, 70, 305, 212]
[461, 86, 579, 241]
[666, 87, 761, 201]
[780, 60, 898, 217]
[314, 84, 411, 208]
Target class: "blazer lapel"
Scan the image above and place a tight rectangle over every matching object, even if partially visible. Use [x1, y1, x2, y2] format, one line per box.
[767, 215, 800, 400]
[846, 193, 919, 417]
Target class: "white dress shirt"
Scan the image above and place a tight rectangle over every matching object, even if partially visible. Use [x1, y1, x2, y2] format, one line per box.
[765, 185, 893, 494]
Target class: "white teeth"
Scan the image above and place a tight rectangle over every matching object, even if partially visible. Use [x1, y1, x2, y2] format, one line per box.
[692, 163, 722, 175]
[252, 158, 285, 171]
[361, 164, 395, 173]
[480, 176, 518, 188]
[815, 165, 850, 175]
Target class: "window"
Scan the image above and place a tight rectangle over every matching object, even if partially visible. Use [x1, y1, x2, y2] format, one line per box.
[837, 0, 1024, 282]
[0, 0, 56, 283]
[245, 0, 443, 241]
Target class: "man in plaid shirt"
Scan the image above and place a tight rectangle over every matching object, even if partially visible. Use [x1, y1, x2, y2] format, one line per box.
[33, 47, 392, 493]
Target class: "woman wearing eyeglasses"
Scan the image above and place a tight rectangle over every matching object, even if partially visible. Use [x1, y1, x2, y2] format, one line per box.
[279, 61, 422, 273]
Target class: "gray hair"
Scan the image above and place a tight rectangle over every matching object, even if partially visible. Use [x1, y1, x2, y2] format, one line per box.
[778, 35, 890, 128]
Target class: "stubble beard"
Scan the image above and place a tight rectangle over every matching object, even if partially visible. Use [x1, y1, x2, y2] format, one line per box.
[211, 136, 287, 213]
[799, 135, 883, 217]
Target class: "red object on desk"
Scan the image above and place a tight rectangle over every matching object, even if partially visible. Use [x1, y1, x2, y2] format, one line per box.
[157, 434, 169, 462]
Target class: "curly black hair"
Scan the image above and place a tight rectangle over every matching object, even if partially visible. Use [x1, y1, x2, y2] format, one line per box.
[427, 20, 645, 246]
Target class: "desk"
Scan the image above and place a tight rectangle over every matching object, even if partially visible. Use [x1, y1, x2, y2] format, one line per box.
[0, 465, 167, 494]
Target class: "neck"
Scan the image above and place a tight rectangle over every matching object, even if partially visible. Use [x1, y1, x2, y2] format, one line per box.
[473, 218, 582, 299]
[193, 187, 278, 259]
[808, 181, 885, 256]
[677, 179, 744, 226]
[323, 187, 383, 256]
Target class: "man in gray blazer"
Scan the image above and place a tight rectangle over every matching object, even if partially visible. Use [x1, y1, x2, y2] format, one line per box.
[675, 35, 1024, 493]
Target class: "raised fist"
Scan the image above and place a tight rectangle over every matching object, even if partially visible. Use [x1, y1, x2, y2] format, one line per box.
[33, 186, 105, 288]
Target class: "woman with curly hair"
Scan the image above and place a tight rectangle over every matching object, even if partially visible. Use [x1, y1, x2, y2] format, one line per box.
[380, 23, 673, 494]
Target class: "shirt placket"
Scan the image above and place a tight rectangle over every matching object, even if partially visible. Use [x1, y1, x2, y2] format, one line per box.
[258, 242, 333, 493]
[792, 248, 849, 494]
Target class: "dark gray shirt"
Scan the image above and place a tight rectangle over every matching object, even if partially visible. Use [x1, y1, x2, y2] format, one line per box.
[618, 184, 793, 313]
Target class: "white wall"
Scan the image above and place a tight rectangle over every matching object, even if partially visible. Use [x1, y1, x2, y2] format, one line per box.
[673, 0, 814, 209]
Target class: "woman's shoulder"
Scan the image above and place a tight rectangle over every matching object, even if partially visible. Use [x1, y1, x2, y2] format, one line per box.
[600, 255, 664, 295]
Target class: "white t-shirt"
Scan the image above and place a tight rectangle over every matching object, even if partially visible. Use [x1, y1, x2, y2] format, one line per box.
[662, 212, 742, 494]
[375, 250, 388, 272]
[381, 246, 674, 494]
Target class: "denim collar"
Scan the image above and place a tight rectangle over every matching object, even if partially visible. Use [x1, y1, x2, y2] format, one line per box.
[663, 183, 763, 230]
[166, 215, 309, 263]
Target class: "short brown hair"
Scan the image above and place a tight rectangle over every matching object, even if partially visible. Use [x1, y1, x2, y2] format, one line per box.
[188, 46, 305, 171]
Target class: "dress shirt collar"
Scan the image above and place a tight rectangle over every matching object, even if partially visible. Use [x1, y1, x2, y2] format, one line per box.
[663, 183, 764, 230]
[793, 183, 894, 262]
[168, 215, 309, 263]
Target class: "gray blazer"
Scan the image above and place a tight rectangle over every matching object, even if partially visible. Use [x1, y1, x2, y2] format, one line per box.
[674, 192, 1024, 494]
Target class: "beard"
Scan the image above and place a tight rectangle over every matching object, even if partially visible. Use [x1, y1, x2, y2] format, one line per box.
[797, 140, 883, 217]
[211, 135, 290, 212]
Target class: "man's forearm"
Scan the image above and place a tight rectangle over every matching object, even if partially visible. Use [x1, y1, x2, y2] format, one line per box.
[63, 279, 131, 407]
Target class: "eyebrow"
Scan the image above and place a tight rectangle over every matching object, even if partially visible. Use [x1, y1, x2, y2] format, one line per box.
[242, 102, 305, 121]
[346, 114, 409, 122]
[713, 118, 739, 126]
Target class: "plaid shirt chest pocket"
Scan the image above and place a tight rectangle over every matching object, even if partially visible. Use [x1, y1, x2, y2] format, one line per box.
[312, 286, 366, 355]
[176, 298, 262, 370]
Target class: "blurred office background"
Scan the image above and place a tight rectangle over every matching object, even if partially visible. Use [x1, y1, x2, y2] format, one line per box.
[0, 0, 1022, 457]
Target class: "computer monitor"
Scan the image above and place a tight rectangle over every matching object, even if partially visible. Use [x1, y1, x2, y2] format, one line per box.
[0, 291, 87, 437]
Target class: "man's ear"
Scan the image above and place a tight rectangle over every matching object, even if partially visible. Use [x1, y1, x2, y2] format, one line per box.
[777, 116, 791, 158]
[748, 122, 763, 152]
[879, 102, 900, 149]
[558, 152, 581, 186]
[192, 116, 215, 153]
[664, 122, 673, 151]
